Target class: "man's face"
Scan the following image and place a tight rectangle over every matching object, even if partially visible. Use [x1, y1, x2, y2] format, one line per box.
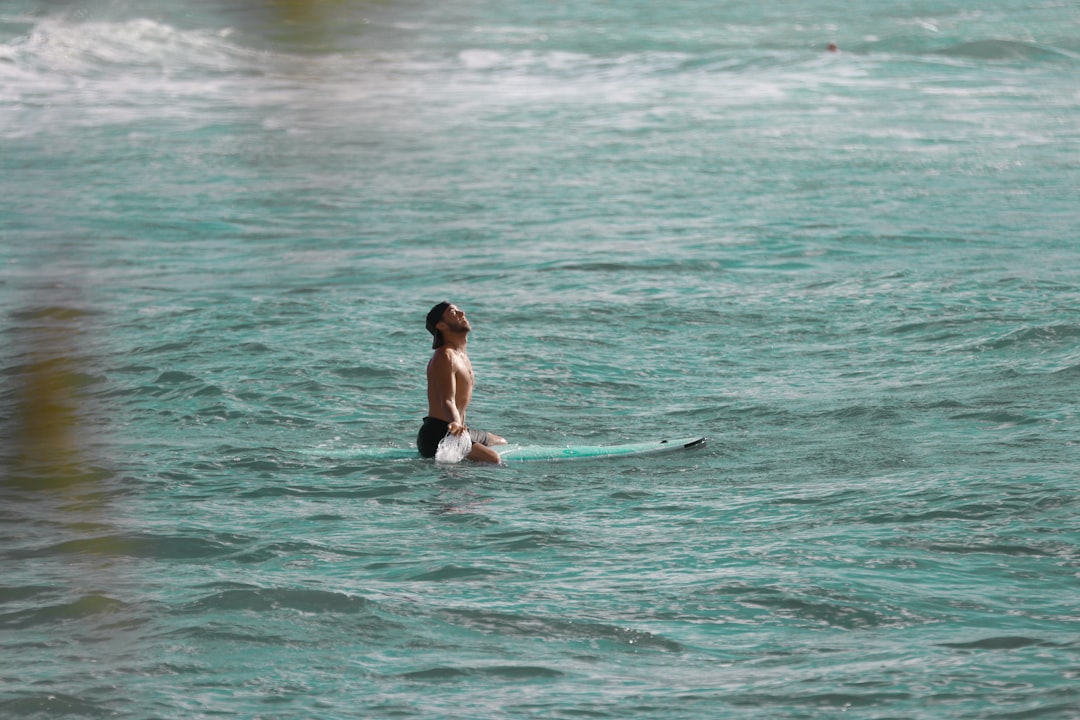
[442, 305, 471, 333]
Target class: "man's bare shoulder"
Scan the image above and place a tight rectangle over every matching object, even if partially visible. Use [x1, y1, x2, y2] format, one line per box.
[428, 347, 462, 371]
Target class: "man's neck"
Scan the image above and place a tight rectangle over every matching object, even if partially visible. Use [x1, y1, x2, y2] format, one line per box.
[442, 335, 467, 352]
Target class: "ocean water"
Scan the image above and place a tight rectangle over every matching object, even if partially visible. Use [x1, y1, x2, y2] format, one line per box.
[2, 0, 1079, 717]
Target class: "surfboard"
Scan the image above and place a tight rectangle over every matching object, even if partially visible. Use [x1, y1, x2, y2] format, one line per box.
[308, 437, 706, 463]
[498, 436, 706, 461]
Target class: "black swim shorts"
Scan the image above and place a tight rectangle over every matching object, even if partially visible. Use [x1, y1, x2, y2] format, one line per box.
[416, 416, 494, 458]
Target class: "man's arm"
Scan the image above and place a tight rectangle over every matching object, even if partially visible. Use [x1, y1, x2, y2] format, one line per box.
[428, 350, 466, 434]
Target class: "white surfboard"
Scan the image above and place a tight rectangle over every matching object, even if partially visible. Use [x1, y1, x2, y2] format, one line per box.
[497, 436, 706, 461]
[308, 436, 706, 463]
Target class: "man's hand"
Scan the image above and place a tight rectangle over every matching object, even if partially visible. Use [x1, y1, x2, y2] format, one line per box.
[448, 421, 466, 436]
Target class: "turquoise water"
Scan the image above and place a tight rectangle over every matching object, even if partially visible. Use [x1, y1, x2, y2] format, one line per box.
[2, 1, 1079, 717]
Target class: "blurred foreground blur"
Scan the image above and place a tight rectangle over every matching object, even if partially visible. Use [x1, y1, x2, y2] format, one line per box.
[2, 302, 101, 491]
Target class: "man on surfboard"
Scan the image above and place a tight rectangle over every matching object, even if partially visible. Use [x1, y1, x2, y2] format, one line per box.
[417, 302, 506, 463]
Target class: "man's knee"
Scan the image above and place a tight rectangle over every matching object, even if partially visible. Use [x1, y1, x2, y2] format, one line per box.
[467, 443, 502, 464]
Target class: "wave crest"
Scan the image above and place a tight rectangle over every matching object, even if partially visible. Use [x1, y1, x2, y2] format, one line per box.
[3, 16, 259, 78]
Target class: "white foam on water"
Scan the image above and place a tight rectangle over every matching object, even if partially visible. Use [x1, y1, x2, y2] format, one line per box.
[434, 431, 472, 464]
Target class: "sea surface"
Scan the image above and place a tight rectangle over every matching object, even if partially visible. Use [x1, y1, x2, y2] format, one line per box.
[2, 1, 1079, 718]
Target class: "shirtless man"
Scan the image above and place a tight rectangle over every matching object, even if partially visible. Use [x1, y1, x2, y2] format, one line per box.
[416, 302, 506, 463]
